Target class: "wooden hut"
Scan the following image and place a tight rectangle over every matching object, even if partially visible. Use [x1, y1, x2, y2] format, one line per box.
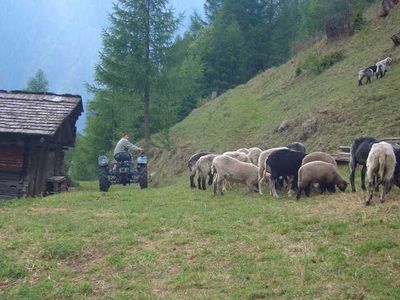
[0, 90, 83, 200]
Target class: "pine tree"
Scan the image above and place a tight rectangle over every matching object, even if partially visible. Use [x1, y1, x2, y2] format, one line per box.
[94, 0, 179, 143]
[25, 69, 48, 93]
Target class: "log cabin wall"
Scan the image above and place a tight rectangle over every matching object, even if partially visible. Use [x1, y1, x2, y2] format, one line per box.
[0, 142, 25, 200]
[0, 91, 83, 200]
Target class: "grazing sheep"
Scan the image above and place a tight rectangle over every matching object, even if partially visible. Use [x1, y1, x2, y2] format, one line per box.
[212, 155, 259, 195]
[287, 142, 306, 153]
[349, 136, 378, 192]
[247, 147, 262, 165]
[188, 152, 213, 188]
[266, 149, 307, 198]
[236, 148, 250, 154]
[302, 152, 337, 167]
[376, 57, 392, 78]
[195, 154, 219, 190]
[358, 66, 377, 86]
[296, 161, 348, 200]
[258, 147, 288, 195]
[223, 151, 251, 163]
[366, 142, 396, 205]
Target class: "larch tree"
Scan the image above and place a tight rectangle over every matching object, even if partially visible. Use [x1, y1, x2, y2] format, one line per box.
[94, 0, 179, 143]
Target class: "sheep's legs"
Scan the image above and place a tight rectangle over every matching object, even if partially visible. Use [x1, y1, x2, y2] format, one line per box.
[366, 181, 374, 205]
[197, 176, 202, 190]
[258, 177, 264, 195]
[208, 174, 214, 186]
[296, 187, 303, 200]
[361, 165, 367, 190]
[350, 160, 357, 192]
[380, 181, 390, 203]
[271, 178, 279, 198]
[190, 174, 196, 188]
[213, 175, 224, 196]
[201, 177, 206, 190]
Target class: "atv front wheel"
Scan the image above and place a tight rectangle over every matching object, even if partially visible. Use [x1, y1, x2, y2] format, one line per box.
[139, 166, 148, 189]
[98, 167, 111, 192]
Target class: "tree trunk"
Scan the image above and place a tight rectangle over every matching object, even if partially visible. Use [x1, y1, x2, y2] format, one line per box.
[144, 85, 150, 142]
[144, 0, 151, 143]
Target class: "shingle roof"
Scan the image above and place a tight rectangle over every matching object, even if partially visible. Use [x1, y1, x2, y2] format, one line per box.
[0, 90, 83, 136]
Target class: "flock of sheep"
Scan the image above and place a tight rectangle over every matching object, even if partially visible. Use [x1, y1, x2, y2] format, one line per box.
[188, 137, 400, 205]
[358, 56, 392, 85]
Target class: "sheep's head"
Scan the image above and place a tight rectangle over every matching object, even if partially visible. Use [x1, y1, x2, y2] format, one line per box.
[338, 181, 348, 192]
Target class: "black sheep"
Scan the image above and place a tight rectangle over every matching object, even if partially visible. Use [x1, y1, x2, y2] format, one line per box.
[266, 149, 306, 197]
[287, 142, 306, 153]
[349, 136, 378, 192]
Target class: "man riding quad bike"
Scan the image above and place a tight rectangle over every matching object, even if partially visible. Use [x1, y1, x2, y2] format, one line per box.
[97, 133, 148, 192]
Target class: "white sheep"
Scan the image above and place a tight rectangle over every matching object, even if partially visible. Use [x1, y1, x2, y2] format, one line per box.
[376, 57, 392, 78]
[212, 155, 259, 195]
[195, 154, 219, 190]
[223, 151, 251, 163]
[247, 147, 262, 166]
[366, 141, 396, 205]
[236, 148, 250, 154]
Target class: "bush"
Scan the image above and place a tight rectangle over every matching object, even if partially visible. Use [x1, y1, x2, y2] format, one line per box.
[352, 11, 365, 31]
[295, 66, 302, 77]
[300, 51, 344, 74]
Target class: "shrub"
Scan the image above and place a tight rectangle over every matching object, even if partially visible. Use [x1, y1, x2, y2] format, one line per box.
[300, 51, 344, 74]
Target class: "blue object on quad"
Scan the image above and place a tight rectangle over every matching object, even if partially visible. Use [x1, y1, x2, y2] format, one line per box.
[97, 154, 148, 192]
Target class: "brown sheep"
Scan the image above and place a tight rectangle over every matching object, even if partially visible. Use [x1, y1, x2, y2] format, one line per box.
[296, 161, 348, 200]
[302, 152, 337, 167]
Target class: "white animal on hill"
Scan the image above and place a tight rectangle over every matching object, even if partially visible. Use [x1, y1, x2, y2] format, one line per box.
[366, 141, 396, 205]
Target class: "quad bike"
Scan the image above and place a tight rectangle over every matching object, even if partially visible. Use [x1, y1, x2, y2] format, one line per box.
[97, 153, 148, 192]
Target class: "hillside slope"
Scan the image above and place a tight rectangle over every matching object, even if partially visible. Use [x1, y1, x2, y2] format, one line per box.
[149, 4, 400, 186]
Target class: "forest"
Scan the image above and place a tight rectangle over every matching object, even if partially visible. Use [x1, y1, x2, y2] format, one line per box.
[69, 0, 374, 179]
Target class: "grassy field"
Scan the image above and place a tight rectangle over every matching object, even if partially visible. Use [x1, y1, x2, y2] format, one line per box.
[1, 175, 400, 299]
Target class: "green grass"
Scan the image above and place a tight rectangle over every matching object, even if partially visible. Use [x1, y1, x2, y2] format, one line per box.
[149, 3, 400, 186]
[1, 180, 400, 299]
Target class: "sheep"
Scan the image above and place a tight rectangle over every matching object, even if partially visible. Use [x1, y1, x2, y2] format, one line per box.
[365, 142, 396, 205]
[195, 154, 219, 190]
[212, 155, 259, 195]
[302, 152, 337, 167]
[266, 149, 307, 198]
[302, 151, 338, 192]
[188, 152, 213, 188]
[296, 161, 348, 200]
[223, 151, 251, 163]
[358, 66, 377, 86]
[247, 147, 262, 165]
[236, 148, 250, 154]
[376, 57, 392, 78]
[257, 147, 288, 195]
[349, 136, 378, 192]
[287, 142, 306, 153]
